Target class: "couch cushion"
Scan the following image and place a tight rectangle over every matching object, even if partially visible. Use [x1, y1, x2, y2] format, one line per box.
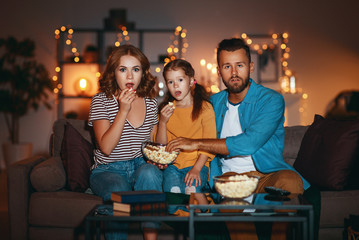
[30, 156, 66, 192]
[52, 119, 94, 157]
[283, 125, 309, 166]
[29, 191, 102, 228]
[294, 114, 359, 190]
[61, 122, 94, 192]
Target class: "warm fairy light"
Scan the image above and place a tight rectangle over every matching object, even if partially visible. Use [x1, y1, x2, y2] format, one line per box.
[158, 82, 164, 88]
[253, 44, 260, 51]
[60, 26, 66, 31]
[182, 48, 187, 53]
[167, 47, 173, 53]
[164, 58, 170, 63]
[241, 33, 247, 39]
[282, 61, 288, 67]
[285, 47, 290, 52]
[285, 70, 292, 76]
[302, 93, 308, 99]
[176, 26, 182, 32]
[156, 67, 161, 73]
[55, 67, 61, 72]
[96, 72, 101, 78]
[211, 85, 220, 93]
[71, 47, 77, 53]
[74, 57, 80, 62]
[272, 33, 278, 39]
[281, 44, 287, 49]
[206, 63, 212, 70]
[53, 88, 59, 94]
[57, 83, 62, 89]
[200, 59, 206, 66]
[211, 68, 217, 74]
[124, 36, 130, 41]
[115, 41, 120, 47]
[55, 29, 60, 35]
[52, 76, 58, 81]
[183, 42, 189, 48]
[173, 48, 179, 53]
[283, 52, 290, 59]
[181, 32, 186, 38]
[68, 29, 73, 34]
[282, 32, 289, 38]
[123, 30, 128, 36]
[66, 40, 71, 45]
[246, 39, 252, 44]
[170, 56, 176, 60]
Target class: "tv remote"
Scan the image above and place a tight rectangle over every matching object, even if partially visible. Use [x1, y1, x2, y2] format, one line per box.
[264, 186, 290, 196]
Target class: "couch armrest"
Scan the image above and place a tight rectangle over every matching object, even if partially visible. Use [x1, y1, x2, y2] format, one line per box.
[7, 155, 46, 240]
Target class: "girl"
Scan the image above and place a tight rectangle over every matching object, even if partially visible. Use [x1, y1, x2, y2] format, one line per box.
[156, 59, 216, 194]
[89, 44, 162, 240]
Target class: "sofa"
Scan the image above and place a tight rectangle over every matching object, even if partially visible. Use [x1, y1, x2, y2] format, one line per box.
[8, 118, 359, 240]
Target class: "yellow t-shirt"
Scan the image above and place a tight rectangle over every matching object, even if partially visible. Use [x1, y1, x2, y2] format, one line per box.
[166, 101, 217, 169]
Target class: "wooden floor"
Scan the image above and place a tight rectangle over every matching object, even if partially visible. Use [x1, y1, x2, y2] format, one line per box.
[0, 169, 10, 240]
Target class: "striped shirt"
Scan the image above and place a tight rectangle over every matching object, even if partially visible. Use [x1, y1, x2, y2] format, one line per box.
[89, 92, 158, 167]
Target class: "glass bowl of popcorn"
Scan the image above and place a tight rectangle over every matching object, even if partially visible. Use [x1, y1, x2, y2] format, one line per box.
[213, 173, 259, 199]
[141, 141, 179, 165]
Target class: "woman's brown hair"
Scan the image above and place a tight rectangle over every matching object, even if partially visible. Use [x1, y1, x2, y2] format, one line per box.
[160, 59, 209, 121]
[99, 45, 158, 98]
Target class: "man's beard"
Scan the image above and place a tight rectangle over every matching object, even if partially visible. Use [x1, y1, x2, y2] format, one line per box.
[223, 75, 250, 93]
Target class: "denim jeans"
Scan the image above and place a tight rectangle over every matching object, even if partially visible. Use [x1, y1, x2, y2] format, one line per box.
[163, 165, 209, 194]
[90, 157, 163, 240]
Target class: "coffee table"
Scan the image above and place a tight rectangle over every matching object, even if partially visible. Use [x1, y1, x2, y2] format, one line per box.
[85, 193, 313, 240]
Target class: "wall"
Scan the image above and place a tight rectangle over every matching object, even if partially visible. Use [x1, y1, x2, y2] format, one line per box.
[1, 0, 359, 168]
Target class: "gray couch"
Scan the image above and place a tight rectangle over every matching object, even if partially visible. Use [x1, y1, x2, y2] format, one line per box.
[7, 119, 359, 240]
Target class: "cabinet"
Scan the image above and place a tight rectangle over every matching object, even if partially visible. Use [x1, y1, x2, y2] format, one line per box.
[55, 27, 183, 119]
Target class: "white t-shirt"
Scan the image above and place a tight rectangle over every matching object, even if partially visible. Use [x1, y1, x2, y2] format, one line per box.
[220, 100, 256, 174]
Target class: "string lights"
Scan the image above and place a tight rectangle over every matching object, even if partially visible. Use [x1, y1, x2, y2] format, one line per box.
[52, 25, 186, 96]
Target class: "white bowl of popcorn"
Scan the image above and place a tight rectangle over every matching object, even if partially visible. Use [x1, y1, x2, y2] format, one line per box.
[213, 173, 259, 199]
[142, 141, 179, 165]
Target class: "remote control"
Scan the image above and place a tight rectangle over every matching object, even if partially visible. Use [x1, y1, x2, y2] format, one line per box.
[264, 186, 290, 196]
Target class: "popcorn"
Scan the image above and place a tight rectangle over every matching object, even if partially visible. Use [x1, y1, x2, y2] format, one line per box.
[168, 102, 175, 109]
[214, 174, 259, 199]
[143, 144, 178, 165]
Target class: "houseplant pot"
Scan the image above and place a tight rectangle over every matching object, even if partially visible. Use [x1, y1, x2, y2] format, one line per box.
[0, 36, 53, 167]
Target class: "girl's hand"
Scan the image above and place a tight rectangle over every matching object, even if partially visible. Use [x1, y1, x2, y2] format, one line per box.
[159, 104, 175, 124]
[146, 160, 168, 170]
[185, 168, 201, 187]
[117, 88, 136, 113]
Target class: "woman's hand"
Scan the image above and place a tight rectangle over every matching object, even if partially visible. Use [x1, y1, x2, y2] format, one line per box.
[117, 88, 136, 113]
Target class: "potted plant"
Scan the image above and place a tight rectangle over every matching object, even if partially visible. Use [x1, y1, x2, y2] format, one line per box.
[0, 36, 53, 167]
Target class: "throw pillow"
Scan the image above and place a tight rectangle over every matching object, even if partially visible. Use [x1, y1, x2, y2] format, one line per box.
[294, 114, 359, 190]
[61, 122, 94, 192]
[30, 156, 66, 192]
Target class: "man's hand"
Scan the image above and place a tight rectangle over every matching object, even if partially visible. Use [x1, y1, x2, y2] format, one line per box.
[166, 137, 199, 152]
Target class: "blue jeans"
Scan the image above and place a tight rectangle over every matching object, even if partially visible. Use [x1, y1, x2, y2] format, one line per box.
[90, 157, 163, 240]
[163, 165, 209, 194]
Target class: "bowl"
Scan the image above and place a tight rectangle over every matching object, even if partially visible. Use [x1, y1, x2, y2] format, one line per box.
[141, 141, 179, 165]
[213, 173, 259, 199]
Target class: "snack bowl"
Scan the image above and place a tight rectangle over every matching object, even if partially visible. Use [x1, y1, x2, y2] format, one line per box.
[141, 141, 179, 165]
[213, 173, 259, 199]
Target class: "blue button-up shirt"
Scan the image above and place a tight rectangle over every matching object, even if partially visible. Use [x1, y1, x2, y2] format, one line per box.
[209, 79, 310, 190]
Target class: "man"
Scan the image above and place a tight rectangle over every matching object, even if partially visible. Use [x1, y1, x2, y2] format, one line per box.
[167, 38, 320, 240]
[167, 38, 309, 193]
